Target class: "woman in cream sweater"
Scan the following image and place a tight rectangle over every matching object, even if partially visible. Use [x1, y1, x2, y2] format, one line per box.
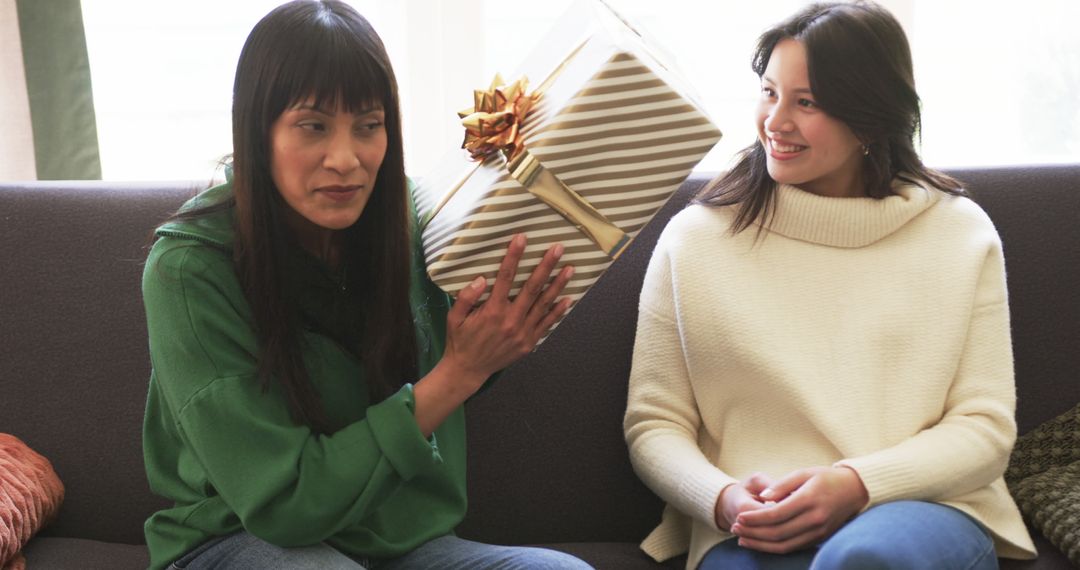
[623, 2, 1036, 569]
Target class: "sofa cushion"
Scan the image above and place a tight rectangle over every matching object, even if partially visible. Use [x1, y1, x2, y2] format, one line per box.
[543, 542, 684, 569]
[1006, 402, 1080, 566]
[17, 534, 1066, 570]
[21, 537, 149, 569]
[999, 530, 1076, 570]
[1010, 463, 1080, 566]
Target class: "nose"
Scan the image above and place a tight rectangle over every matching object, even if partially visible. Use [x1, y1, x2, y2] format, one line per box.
[763, 102, 794, 135]
[322, 129, 361, 175]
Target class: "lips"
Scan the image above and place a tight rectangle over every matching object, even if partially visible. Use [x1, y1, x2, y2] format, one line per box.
[767, 138, 808, 160]
[317, 185, 362, 203]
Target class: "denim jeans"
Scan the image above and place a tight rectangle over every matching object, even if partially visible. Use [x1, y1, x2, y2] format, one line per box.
[170, 532, 594, 570]
[698, 501, 998, 570]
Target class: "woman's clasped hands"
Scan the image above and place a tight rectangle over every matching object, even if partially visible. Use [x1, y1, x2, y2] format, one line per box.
[716, 466, 870, 554]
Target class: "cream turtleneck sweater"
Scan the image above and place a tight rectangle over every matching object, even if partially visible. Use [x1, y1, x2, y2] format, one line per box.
[624, 179, 1037, 569]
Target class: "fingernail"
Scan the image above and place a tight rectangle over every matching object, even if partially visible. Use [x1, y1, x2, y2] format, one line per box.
[552, 243, 564, 258]
[471, 276, 485, 290]
[564, 265, 575, 277]
[760, 488, 774, 499]
[514, 233, 526, 246]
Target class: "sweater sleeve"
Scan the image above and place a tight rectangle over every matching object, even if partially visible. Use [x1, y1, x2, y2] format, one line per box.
[836, 239, 1018, 507]
[623, 232, 738, 531]
[143, 243, 441, 547]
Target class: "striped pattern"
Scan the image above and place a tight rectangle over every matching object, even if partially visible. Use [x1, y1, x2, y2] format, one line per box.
[416, 50, 721, 318]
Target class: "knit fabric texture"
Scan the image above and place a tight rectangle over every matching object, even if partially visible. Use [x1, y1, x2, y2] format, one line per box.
[625, 179, 1036, 569]
[1006, 403, 1080, 565]
[0, 434, 64, 570]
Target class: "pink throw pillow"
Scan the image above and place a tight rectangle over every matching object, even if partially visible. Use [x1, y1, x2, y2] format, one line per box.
[0, 434, 64, 570]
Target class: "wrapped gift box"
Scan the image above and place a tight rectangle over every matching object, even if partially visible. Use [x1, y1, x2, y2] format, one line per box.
[414, 0, 721, 318]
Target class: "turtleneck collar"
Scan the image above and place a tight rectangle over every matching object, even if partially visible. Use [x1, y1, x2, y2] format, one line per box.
[757, 177, 943, 248]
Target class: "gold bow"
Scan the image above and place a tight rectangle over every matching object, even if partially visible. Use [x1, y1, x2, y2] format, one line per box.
[436, 71, 631, 259]
[458, 74, 540, 162]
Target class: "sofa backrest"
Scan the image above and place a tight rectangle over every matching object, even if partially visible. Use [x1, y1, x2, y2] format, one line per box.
[1, 182, 198, 544]
[1, 164, 1077, 547]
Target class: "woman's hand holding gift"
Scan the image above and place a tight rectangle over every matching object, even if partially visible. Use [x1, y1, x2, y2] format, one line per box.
[415, 233, 573, 435]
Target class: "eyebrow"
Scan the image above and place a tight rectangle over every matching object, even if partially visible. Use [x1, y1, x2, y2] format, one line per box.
[290, 103, 384, 115]
[761, 76, 813, 94]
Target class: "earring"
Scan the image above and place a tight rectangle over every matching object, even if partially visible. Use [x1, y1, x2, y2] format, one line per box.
[862, 144, 870, 156]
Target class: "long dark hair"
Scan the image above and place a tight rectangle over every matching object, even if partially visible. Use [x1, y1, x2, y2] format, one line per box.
[697, 1, 963, 233]
[158, 0, 416, 434]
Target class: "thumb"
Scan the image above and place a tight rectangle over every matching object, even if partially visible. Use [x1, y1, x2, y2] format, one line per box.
[447, 275, 486, 328]
[759, 468, 814, 503]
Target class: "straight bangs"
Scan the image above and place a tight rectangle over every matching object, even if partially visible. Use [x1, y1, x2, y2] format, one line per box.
[265, 10, 396, 120]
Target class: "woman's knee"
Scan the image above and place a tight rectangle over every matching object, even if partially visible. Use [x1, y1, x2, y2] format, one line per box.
[812, 539, 895, 570]
[182, 532, 364, 570]
[812, 501, 997, 570]
[478, 545, 594, 570]
[379, 535, 592, 570]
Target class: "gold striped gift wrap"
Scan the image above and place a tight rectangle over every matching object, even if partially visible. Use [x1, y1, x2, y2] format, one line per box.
[413, 1, 721, 328]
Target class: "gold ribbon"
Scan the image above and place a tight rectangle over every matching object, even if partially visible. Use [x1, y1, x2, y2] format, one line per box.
[453, 74, 632, 259]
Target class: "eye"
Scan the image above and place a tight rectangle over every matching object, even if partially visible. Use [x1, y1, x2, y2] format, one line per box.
[798, 98, 817, 108]
[761, 86, 776, 98]
[298, 120, 326, 132]
[354, 119, 385, 137]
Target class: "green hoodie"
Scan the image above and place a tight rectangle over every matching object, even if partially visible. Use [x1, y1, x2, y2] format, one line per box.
[141, 183, 463, 569]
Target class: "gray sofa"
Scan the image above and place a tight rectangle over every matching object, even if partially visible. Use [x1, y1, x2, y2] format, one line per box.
[2, 165, 1077, 569]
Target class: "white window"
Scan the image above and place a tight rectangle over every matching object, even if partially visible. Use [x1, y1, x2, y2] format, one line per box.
[80, 0, 1079, 181]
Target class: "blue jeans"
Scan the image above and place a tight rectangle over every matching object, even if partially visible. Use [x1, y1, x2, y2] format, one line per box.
[170, 532, 593, 569]
[698, 501, 997, 570]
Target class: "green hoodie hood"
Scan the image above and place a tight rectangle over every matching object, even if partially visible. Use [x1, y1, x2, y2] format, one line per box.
[155, 182, 236, 251]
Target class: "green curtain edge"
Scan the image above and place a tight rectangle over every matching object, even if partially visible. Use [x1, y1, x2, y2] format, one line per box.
[17, 0, 102, 180]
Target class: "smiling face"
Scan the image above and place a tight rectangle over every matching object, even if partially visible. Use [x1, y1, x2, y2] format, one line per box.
[757, 38, 865, 198]
[269, 98, 387, 255]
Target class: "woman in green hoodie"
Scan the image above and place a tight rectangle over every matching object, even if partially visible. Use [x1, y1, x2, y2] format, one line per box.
[141, 2, 591, 569]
